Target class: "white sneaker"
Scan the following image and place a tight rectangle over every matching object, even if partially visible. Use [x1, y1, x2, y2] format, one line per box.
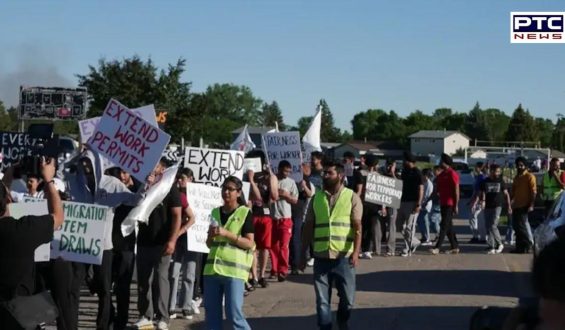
[169, 312, 177, 319]
[191, 300, 201, 315]
[486, 249, 497, 255]
[134, 317, 153, 329]
[496, 245, 504, 254]
[359, 252, 372, 259]
[193, 297, 202, 308]
[306, 258, 315, 267]
[157, 320, 169, 330]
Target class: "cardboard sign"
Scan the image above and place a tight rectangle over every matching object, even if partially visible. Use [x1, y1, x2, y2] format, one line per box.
[0, 132, 37, 171]
[186, 183, 223, 253]
[9, 201, 110, 264]
[79, 105, 158, 144]
[263, 131, 303, 182]
[184, 147, 245, 186]
[243, 157, 262, 173]
[87, 99, 171, 182]
[364, 173, 403, 209]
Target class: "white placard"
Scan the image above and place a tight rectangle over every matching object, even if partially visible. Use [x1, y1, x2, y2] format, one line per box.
[184, 147, 245, 186]
[8, 201, 111, 264]
[263, 131, 303, 182]
[244, 157, 262, 173]
[186, 183, 223, 253]
[79, 105, 158, 144]
[87, 99, 170, 182]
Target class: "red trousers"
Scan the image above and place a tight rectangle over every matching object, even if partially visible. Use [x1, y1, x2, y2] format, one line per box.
[269, 218, 293, 276]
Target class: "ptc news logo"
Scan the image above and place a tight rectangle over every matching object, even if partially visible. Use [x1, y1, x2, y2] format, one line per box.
[511, 12, 565, 43]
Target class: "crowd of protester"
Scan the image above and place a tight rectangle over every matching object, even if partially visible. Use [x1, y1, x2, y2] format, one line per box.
[0, 145, 564, 330]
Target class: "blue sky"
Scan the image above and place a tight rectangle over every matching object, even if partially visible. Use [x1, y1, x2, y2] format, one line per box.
[0, 0, 564, 131]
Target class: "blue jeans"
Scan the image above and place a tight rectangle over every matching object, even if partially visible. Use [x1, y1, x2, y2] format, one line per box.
[417, 208, 431, 242]
[314, 257, 356, 330]
[204, 275, 250, 330]
[429, 204, 441, 235]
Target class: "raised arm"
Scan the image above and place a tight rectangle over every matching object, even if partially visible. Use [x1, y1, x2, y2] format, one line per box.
[41, 157, 64, 229]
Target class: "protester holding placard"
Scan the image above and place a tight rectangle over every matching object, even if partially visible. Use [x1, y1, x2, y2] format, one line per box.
[246, 150, 279, 289]
[0, 157, 64, 329]
[65, 150, 151, 330]
[270, 160, 298, 282]
[358, 155, 391, 258]
[169, 168, 200, 320]
[135, 158, 181, 330]
[204, 176, 255, 330]
[108, 168, 139, 330]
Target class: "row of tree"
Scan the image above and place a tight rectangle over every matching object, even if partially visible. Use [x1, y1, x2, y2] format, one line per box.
[0, 56, 563, 150]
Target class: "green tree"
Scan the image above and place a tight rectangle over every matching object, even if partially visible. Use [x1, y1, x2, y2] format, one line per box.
[182, 84, 263, 146]
[77, 56, 191, 118]
[318, 99, 342, 142]
[442, 112, 467, 132]
[296, 116, 313, 137]
[535, 117, 554, 147]
[0, 101, 13, 131]
[376, 110, 407, 144]
[482, 108, 510, 144]
[404, 110, 435, 136]
[552, 115, 565, 151]
[260, 101, 285, 131]
[463, 102, 490, 142]
[505, 104, 539, 144]
[350, 109, 385, 140]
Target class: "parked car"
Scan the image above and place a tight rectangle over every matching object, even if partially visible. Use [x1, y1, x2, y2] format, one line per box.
[534, 191, 565, 256]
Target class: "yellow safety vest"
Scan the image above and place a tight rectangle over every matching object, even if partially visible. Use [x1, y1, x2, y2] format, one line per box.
[543, 171, 563, 201]
[203, 206, 254, 281]
[312, 188, 354, 255]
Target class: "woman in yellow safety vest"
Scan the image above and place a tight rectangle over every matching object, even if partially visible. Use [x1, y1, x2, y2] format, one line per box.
[204, 176, 255, 330]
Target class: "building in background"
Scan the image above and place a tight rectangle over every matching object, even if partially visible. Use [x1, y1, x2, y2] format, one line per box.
[409, 130, 470, 156]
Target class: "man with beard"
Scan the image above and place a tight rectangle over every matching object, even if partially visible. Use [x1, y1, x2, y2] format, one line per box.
[510, 157, 536, 254]
[300, 161, 362, 330]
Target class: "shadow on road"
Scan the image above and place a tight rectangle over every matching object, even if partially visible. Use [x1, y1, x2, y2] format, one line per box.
[288, 269, 529, 298]
[188, 305, 489, 330]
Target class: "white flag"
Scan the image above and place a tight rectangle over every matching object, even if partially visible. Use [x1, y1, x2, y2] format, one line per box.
[230, 124, 256, 154]
[121, 164, 179, 236]
[302, 106, 322, 163]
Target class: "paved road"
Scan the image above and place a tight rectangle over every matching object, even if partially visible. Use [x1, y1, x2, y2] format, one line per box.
[77, 217, 533, 330]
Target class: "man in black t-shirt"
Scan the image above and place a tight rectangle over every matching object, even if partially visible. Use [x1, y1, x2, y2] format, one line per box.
[0, 157, 64, 328]
[135, 159, 182, 330]
[397, 152, 424, 257]
[479, 164, 512, 254]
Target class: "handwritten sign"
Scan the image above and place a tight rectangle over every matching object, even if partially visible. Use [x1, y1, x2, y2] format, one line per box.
[0, 132, 37, 171]
[186, 183, 223, 253]
[263, 131, 303, 182]
[8, 201, 110, 264]
[79, 104, 158, 144]
[243, 157, 262, 173]
[87, 99, 170, 182]
[184, 147, 245, 186]
[55, 201, 110, 264]
[364, 173, 403, 209]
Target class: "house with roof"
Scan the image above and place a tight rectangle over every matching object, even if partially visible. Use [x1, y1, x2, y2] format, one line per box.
[231, 126, 276, 149]
[332, 140, 404, 160]
[409, 130, 470, 156]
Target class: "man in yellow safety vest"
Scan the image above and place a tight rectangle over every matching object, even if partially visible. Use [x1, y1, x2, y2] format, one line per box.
[300, 160, 363, 330]
[542, 157, 565, 217]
